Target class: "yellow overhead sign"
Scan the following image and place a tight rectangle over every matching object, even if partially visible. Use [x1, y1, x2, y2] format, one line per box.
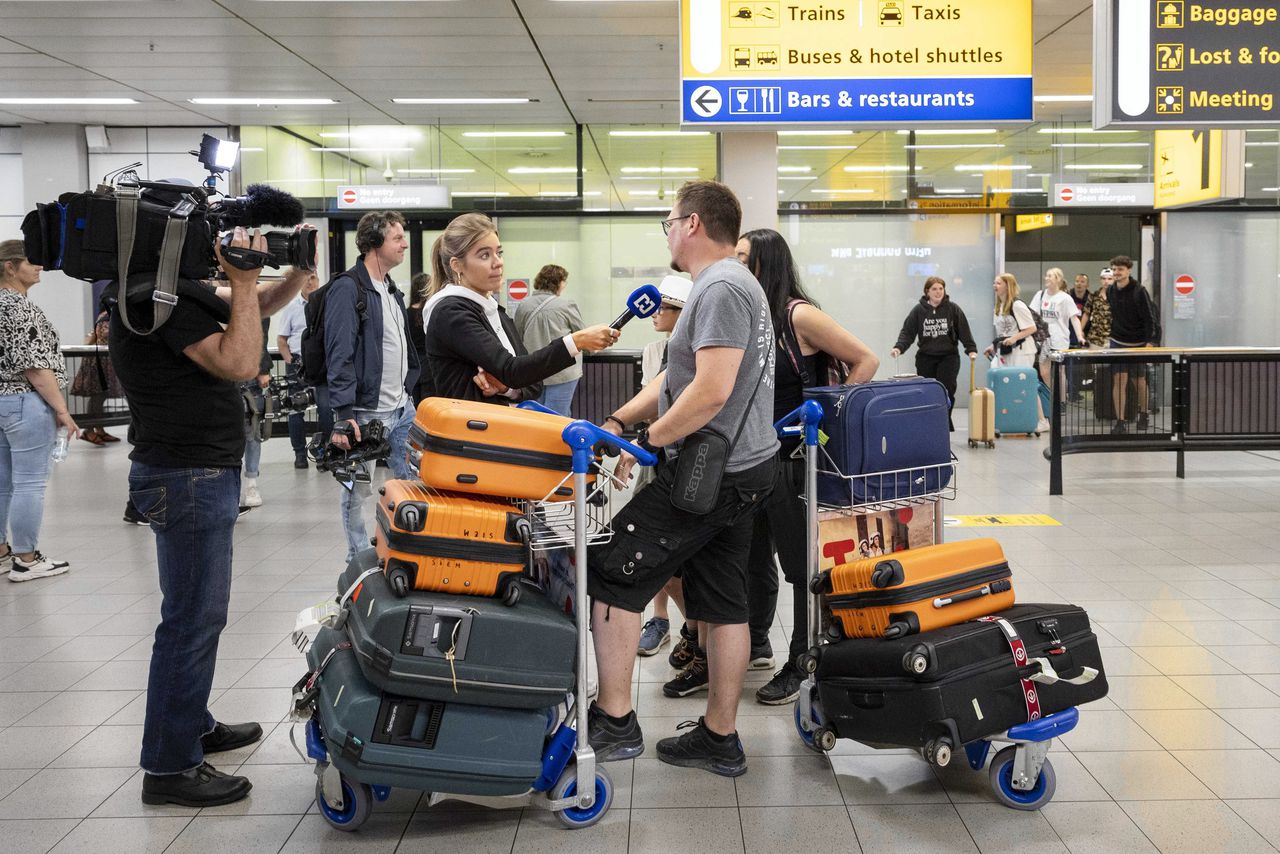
[1015, 213, 1055, 232]
[679, 0, 1033, 124]
[1153, 128, 1245, 209]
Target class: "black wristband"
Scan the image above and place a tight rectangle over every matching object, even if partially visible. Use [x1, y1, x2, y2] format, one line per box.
[603, 414, 626, 432]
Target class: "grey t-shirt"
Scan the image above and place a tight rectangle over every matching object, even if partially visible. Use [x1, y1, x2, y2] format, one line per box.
[660, 257, 779, 472]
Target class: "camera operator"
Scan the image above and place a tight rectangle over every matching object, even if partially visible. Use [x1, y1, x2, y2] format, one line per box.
[109, 226, 310, 808]
[324, 211, 419, 562]
[587, 181, 778, 778]
[276, 271, 331, 468]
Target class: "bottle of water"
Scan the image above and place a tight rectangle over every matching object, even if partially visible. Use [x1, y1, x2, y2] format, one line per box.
[51, 427, 69, 463]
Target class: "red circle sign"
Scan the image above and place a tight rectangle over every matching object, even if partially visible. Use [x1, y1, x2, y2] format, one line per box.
[341, 189, 357, 205]
[1175, 274, 1195, 296]
[508, 279, 529, 300]
[1059, 187, 1074, 203]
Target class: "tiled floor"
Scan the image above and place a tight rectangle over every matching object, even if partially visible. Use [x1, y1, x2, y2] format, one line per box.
[2, 425, 1279, 853]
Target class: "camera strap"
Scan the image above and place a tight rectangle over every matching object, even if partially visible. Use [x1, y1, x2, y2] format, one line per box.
[114, 185, 190, 335]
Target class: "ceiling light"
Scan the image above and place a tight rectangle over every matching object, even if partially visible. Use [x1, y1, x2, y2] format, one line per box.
[905, 143, 1006, 150]
[1245, 141, 1280, 147]
[1051, 142, 1150, 148]
[1262, 187, 1280, 192]
[1036, 128, 1132, 135]
[812, 188, 875, 194]
[1035, 95, 1094, 102]
[583, 207, 610, 212]
[0, 97, 139, 105]
[508, 166, 579, 174]
[609, 130, 710, 137]
[619, 167, 699, 174]
[537, 190, 603, 197]
[778, 166, 812, 173]
[987, 188, 1048, 194]
[844, 165, 909, 172]
[779, 145, 857, 151]
[895, 128, 998, 135]
[933, 187, 971, 193]
[463, 131, 567, 138]
[628, 190, 660, 197]
[392, 98, 532, 104]
[451, 191, 511, 197]
[311, 147, 413, 153]
[191, 98, 336, 105]
[953, 163, 1031, 171]
[1061, 163, 1144, 170]
[779, 176, 815, 181]
[397, 168, 476, 174]
[777, 130, 855, 136]
[262, 177, 347, 184]
[320, 128, 422, 141]
[633, 206, 675, 211]
[239, 147, 265, 153]
[918, 193, 982, 199]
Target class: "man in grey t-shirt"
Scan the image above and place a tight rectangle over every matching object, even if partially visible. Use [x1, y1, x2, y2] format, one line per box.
[587, 181, 778, 778]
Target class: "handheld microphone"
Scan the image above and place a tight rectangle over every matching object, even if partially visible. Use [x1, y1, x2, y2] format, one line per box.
[609, 283, 663, 330]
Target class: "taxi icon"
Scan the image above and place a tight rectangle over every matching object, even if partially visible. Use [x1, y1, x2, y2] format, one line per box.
[879, 1, 904, 25]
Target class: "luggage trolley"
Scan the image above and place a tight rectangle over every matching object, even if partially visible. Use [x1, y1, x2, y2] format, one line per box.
[296, 412, 656, 831]
[776, 402, 1080, 811]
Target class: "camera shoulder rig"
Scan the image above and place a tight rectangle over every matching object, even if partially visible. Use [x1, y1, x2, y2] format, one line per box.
[113, 182, 198, 336]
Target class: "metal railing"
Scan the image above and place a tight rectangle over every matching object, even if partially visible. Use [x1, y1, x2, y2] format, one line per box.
[59, 346, 131, 428]
[1047, 347, 1280, 494]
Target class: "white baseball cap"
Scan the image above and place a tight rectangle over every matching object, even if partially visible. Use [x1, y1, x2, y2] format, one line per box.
[658, 275, 692, 308]
[1100, 268, 1113, 277]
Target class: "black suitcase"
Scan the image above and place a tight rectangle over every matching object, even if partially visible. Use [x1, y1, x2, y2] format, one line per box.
[338, 554, 576, 710]
[306, 625, 549, 796]
[814, 603, 1107, 750]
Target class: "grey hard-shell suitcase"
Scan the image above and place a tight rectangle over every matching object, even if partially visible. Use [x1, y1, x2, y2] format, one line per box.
[337, 554, 576, 709]
[306, 625, 549, 796]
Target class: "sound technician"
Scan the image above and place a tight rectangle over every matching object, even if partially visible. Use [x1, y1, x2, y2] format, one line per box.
[110, 227, 310, 808]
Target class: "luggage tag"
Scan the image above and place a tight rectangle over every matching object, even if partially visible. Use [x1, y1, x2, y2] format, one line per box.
[289, 567, 383, 655]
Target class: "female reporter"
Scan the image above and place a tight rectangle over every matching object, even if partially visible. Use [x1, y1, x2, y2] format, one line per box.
[731, 228, 878, 706]
[0, 240, 77, 582]
[421, 214, 618, 404]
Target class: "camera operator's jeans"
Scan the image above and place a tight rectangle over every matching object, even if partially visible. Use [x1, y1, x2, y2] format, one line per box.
[286, 363, 333, 458]
[339, 401, 415, 561]
[0, 391, 56, 554]
[127, 462, 239, 775]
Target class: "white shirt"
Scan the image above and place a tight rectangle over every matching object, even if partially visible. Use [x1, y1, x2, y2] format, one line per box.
[364, 276, 408, 413]
[1034, 290, 1079, 352]
[278, 294, 307, 356]
[994, 300, 1036, 356]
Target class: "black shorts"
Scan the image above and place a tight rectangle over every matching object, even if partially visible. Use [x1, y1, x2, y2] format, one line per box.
[1108, 339, 1146, 378]
[587, 457, 775, 625]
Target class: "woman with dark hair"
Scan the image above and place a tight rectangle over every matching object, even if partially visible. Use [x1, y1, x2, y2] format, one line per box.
[889, 276, 979, 430]
[726, 228, 877, 706]
[406, 272, 434, 404]
[512, 263, 586, 415]
[421, 214, 617, 405]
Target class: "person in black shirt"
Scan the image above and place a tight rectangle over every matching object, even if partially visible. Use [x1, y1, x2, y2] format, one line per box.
[1104, 255, 1159, 434]
[890, 276, 979, 430]
[110, 227, 310, 808]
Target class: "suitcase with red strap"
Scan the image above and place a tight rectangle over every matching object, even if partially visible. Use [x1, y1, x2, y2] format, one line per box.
[813, 603, 1107, 751]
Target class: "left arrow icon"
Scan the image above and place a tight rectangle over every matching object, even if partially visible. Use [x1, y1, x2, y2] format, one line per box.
[690, 85, 722, 118]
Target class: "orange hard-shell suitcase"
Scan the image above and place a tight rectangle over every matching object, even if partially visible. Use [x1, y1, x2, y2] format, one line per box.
[814, 538, 1015, 639]
[408, 398, 594, 502]
[374, 479, 531, 604]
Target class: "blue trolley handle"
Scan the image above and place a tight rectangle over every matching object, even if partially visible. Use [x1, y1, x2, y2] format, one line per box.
[773, 400, 824, 447]
[562, 420, 658, 474]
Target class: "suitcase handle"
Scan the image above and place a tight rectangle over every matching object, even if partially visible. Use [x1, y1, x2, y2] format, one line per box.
[932, 578, 1012, 609]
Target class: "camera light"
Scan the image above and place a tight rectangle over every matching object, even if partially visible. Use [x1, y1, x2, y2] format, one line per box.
[197, 134, 240, 173]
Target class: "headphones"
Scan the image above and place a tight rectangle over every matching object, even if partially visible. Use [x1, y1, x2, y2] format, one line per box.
[356, 212, 391, 255]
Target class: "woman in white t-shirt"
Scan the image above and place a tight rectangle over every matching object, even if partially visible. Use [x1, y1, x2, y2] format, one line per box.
[983, 273, 1037, 368]
[1031, 267, 1085, 397]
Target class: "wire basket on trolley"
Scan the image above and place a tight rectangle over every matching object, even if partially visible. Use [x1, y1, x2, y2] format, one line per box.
[519, 461, 621, 553]
[801, 442, 958, 514]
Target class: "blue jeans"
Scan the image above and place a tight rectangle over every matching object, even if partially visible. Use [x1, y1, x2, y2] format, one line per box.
[0, 391, 56, 554]
[128, 462, 240, 775]
[339, 401, 415, 561]
[539, 379, 579, 417]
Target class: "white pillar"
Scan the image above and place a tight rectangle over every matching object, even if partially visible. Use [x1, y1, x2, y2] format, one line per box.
[718, 132, 778, 234]
[21, 125, 91, 341]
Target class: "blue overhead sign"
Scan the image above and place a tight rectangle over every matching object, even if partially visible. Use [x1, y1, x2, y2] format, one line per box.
[682, 77, 1033, 124]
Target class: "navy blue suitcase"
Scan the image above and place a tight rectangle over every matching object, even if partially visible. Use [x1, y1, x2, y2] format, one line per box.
[805, 379, 952, 506]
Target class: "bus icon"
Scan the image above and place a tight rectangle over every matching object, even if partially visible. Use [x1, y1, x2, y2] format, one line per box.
[734, 47, 751, 67]
[756, 49, 778, 66]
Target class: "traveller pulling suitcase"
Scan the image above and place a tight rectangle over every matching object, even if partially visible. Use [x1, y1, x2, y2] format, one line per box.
[968, 361, 996, 449]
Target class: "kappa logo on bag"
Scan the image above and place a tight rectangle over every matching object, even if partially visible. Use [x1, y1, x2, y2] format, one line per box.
[682, 441, 711, 504]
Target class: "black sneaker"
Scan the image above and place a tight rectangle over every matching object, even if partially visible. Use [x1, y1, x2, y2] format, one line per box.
[749, 643, 774, 670]
[141, 762, 252, 807]
[656, 718, 747, 778]
[668, 623, 699, 670]
[1111, 420, 1128, 435]
[586, 702, 644, 762]
[663, 656, 709, 697]
[122, 505, 149, 525]
[755, 663, 803, 706]
[293, 455, 309, 470]
[1137, 412, 1150, 431]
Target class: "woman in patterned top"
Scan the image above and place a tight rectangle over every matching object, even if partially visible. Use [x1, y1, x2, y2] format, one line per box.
[0, 240, 77, 582]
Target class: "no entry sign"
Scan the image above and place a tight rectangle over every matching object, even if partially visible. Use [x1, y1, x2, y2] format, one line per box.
[507, 279, 530, 301]
[1174, 274, 1196, 296]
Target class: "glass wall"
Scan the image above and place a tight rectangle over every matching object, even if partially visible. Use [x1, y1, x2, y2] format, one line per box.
[1162, 211, 1280, 348]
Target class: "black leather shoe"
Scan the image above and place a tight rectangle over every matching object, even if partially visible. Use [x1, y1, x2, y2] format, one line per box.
[201, 721, 264, 754]
[141, 762, 252, 807]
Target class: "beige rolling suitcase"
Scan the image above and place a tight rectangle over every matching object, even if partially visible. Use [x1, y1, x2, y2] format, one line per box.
[968, 361, 996, 449]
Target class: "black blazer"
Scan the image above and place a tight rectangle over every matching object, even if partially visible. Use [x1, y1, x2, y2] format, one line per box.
[423, 296, 575, 404]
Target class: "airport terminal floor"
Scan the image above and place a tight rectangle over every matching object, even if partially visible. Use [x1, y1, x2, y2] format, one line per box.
[1, 425, 1278, 854]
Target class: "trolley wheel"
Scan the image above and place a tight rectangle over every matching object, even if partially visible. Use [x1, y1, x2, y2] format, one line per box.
[793, 703, 821, 754]
[551, 765, 613, 829]
[988, 746, 1056, 811]
[315, 774, 374, 831]
[502, 581, 522, 607]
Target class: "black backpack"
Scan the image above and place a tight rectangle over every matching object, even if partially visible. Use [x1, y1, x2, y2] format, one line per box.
[299, 273, 366, 387]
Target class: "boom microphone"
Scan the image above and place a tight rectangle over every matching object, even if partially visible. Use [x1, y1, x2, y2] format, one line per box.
[609, 283, 663, 330]
[219, 183, 307, 227]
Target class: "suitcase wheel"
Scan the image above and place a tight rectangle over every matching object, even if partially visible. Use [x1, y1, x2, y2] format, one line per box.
[387, 568, 410, 597]
[988, 746, 1057, 810]
[552, 765, 614, 829]
[922, 736, 954, 768]
[502, 581, 522, 607]
[903, 647, 930, 676]
[316, 772, 374, 831]
[796, 650, 819, 675]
